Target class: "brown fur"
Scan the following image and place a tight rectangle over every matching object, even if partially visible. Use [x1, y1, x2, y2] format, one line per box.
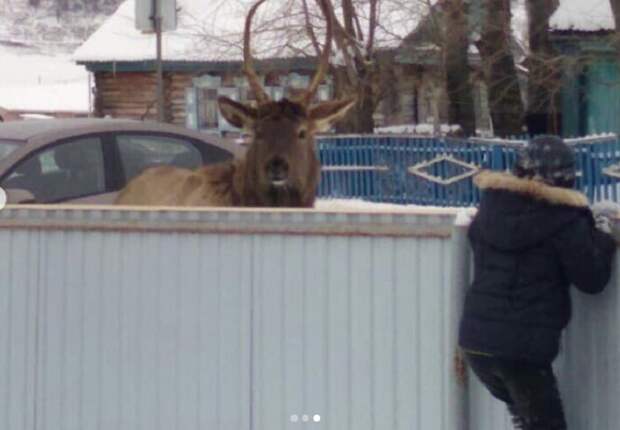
[115, 161, 241, 207]
[114, 0, 355, 209]
[474, 170, 588, 208]
[114, 97, 354, 208]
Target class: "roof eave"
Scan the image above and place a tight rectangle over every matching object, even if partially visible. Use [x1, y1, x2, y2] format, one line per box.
[550, 30, 617, 56]
[76, 56, 330, 73]
[549, 28, 615, 36]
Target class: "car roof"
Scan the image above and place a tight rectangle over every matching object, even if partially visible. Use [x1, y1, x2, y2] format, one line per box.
[0, 118, 245, 176]
[0, 118, 228, 142]
[0, 118, 142, 141]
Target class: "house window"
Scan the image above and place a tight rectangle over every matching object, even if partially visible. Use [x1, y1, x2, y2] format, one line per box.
[192, 74, 223, 130]
[116, 134, 203, 182]
[269, 86, 284, 101]
[317, 85, 330, 101]
[217, 87, 241, 131]
[2, 137, 105, 202]
[244, 88, 259, 106]
[198, 88, 219, 128]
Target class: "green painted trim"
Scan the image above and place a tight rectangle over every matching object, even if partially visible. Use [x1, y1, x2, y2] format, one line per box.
[559, 65, 582, 137]
[550, 33, 616, 55]
[560, 57, 620, 137]
[77, 57, 324, 73]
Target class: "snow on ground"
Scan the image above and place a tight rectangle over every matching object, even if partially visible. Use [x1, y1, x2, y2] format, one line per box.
[374, 123, 462, 135]
[0, 81, 90, 112]
[314, 197, 476, 216]
[550, 0, 615, 32]
[0, 45, 91, 113]
[0, 46, 87, 86]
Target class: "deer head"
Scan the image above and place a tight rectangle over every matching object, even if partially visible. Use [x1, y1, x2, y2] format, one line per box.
[217, 0, 356, 207]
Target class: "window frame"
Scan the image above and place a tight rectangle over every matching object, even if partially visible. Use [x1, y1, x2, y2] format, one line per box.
[0, 132, 116, 203]
[108, 131, 230, 188]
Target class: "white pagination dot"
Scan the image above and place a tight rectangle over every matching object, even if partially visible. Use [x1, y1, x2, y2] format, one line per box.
[290, 414, 299, 422]
[313, 414, 321, 422]
[302, 414, 309, 422]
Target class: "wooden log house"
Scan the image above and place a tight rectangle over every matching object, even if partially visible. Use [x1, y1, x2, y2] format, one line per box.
[73, 0, 497, 136]
[549, 0, 620, 137]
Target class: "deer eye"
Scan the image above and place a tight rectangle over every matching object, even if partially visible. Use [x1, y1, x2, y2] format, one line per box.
[298, 129, 307, 139]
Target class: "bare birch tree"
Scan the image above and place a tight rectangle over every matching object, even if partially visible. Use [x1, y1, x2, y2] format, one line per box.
[610, 0, 620, 54]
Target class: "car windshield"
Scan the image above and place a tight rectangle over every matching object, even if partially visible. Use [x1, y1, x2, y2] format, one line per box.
[0, 139, 20, 160]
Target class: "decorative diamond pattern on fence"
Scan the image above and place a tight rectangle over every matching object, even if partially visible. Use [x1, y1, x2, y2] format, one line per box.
[316, 135, 620, 206]
[407, 155, 481, 186]
[602, 163, 620, 179]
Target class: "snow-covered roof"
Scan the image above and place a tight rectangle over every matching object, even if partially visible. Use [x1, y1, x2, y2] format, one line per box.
[550, 0, 615, 32]
[72, 0, 423, 64]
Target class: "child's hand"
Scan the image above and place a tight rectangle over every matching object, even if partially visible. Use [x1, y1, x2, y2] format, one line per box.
[454, 349, 467, 386]
[591, 200, 620, 219]
[591, 200, 620, 234]
[595, 214, 613, 234]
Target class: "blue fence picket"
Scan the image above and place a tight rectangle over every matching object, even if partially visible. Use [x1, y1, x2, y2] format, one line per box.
[315, 134, 620, 207]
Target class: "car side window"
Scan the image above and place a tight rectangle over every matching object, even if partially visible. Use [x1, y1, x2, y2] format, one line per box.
[1, 137, 105, 202]
[116, 134, 204, 183]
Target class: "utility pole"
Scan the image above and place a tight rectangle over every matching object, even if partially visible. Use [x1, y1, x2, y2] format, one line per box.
[151, 0, 165, 122]
[136, 0, 176, 122]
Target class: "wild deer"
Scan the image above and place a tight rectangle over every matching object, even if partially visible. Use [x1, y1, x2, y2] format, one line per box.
[114, 0, 356, 208]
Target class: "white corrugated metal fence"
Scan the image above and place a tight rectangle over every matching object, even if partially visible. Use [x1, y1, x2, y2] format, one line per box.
[0, 205, 617, 429]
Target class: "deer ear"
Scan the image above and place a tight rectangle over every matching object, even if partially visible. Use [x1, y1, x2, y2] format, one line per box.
[309, 97, 357, 132]
[218, 96, 257, 129]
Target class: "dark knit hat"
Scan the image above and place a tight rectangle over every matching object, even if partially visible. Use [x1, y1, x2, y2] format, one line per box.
[512, 135, 577, 188]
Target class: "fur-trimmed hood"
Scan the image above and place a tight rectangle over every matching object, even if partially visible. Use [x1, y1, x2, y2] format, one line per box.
[473, 170, 588, 208]
[470, 170, 592, 251]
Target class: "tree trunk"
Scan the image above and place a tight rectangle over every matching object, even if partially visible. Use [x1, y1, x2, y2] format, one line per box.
[478, 0, 525, 136]
[320, 0, 377, 133]
[332, 65, 375, 133]
[610, 0, 620, 55]
[443, 0, 476, 135]
[525, 0, 560, 135]
[55, 0, 68, 18]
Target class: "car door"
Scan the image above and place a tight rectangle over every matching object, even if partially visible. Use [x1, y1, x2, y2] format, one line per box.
[0, 135, 114, 204]
[112, 132, 230, 187]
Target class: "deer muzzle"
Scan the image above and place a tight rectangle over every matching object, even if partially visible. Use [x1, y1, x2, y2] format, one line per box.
[266, 156, 290, 187]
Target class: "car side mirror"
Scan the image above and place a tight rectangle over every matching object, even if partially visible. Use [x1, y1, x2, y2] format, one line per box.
[4, 188, 37, 204]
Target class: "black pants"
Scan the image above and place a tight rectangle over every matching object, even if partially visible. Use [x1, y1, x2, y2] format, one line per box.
[464, 351, 567, 430]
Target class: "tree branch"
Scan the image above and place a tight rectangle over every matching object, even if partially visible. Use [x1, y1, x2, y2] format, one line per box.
[367, 0, 378, 53]
[302, 0, 321, 57]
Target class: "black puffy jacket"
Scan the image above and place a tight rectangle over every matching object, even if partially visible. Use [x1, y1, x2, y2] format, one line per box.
[458, 170, 617, 364]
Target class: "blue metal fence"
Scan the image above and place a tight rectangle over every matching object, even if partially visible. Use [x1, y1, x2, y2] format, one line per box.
[316, 134, 620, 207]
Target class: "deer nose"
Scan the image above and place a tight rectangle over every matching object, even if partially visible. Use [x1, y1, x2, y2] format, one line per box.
[266, 156, 289, 186]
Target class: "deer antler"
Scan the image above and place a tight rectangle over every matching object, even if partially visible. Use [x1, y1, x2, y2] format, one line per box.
[296, 0, 333, 106]
[244, 0, 271, 105]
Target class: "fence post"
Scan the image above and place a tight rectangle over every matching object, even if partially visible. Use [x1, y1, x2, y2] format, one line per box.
[446, 209, 474, 430]
[490, 145, 505, 171]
